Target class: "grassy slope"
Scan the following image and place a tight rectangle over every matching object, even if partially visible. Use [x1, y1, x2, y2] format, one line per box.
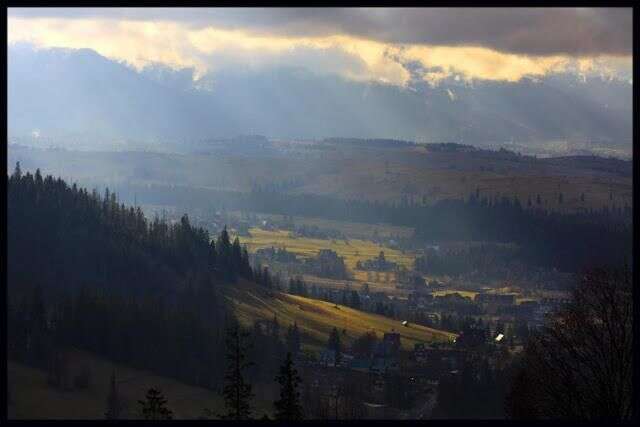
[225, 280, 456, 353]
[7, 348, 273, 420]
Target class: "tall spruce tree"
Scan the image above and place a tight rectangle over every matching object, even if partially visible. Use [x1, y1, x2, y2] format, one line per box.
[241, 246, 252, 279]
[263, 267, 272, 288]
[138, 387, 173, 420]
[13, 161, 22, 181]
[286, 322, 301, 357]
[208, 240, 217, 270]
[231, 237, 243, 274]
[273, 352, 304, 421]
[105, 371, 121, 419]
[220, 321, 254, 420]
[216, 226, 233, 280]
[272, 314, 280, 338]
[327, 327, 342, 366]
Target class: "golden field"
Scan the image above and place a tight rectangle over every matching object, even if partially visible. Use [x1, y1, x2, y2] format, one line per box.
[241, 227, 415, 272]
[225, 280, 456, 353]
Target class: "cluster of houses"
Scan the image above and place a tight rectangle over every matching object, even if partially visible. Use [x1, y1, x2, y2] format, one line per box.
[297, 330, 480, 418]
[403, 287, 569, 332]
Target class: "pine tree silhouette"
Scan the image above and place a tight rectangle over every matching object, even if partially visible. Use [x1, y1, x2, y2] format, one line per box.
[273, 352, 304, 421]
[286, 322, 301, 357]
[105, 371, 121, 419]
[138, 387, 173, 420]
[219, 321, 254, 420]
[327, 327, 342, 366]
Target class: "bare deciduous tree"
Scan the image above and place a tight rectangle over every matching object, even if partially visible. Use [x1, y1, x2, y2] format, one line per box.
[506, 266, 632, 420]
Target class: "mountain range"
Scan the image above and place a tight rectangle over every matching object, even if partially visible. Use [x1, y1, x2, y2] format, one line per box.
[8, 44, 632, 154]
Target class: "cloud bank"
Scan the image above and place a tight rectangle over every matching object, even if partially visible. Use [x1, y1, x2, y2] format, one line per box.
[8, 8, 633, 56]
[8, 8, 632, 88]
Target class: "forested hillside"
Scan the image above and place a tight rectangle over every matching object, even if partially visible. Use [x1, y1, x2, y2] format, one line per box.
[96, 180, 630, 273]
[6, 163, 278, 393]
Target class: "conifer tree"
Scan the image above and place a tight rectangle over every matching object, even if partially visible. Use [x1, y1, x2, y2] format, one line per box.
[327, 327, 342, 366]
[231, 237, 242, 277]
[13, 161, 22, 181]
[105, 371, 122, 419]
[138, 387, 173, 420]
[208, 240, 217, 269]
[272, 314, 280, 338]
[350, 290, 361, 309]
[286, 322, 301, 357]
[262, 267, 272, 288]
[254, 262, 263, 285]
[273, 352, 304, 421]
[220, 321, 254, 420]
[216, 226, 232, 279]
[241, 246, 252, 279]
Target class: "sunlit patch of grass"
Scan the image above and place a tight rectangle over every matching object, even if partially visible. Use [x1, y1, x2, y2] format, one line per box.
[241, 227, 415, 272]
[226, 280, 456, 353]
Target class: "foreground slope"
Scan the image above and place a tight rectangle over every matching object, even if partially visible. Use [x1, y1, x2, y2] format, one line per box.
[8, 350, 219, 419]
[7, 349, 274, 420]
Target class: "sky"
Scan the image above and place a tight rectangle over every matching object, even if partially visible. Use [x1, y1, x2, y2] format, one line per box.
[7, 7, 633, 87]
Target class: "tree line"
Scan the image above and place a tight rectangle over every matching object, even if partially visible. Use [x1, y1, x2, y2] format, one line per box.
[108, 180, 631, 274]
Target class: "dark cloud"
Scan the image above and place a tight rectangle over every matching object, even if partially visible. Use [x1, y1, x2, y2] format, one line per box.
[9, 7, 632, 56]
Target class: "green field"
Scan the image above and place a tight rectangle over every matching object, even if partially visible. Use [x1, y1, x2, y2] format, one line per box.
[7, 349, 274, 420]
[242, 227, 415, 272]
[225, 280, 456, 352]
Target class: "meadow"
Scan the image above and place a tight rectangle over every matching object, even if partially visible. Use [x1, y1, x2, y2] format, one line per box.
[242, 227, 415, 272]
[225, 280, 456, 353]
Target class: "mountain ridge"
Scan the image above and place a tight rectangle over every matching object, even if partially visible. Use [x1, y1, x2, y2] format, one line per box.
[8, 44, 632, 151]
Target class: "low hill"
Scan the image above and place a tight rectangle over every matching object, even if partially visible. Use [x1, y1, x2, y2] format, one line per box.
[224, 280, 456, 352]
[7, 349, 275, 420]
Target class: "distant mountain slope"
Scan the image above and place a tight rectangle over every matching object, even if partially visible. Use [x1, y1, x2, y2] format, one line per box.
[8, 44, 632, 148]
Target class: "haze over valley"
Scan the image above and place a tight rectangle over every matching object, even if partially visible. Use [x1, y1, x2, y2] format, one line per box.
[7, 7, 633, 421]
